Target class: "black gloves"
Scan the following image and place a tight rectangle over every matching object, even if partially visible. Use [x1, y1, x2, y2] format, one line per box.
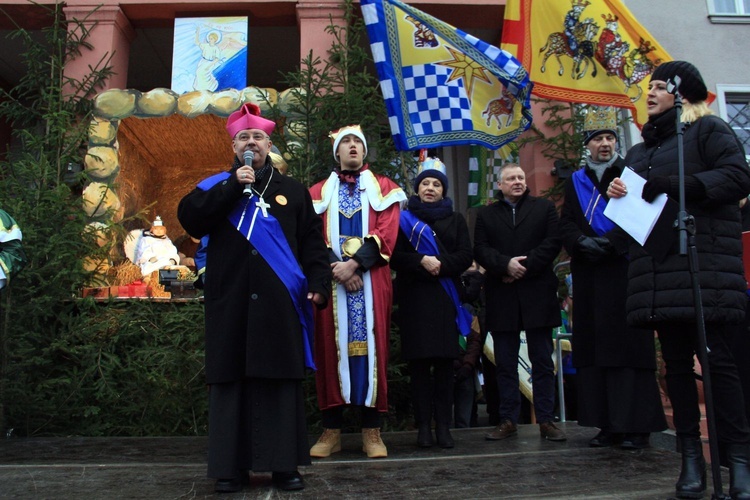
[575, 235, 614, 262]
[455, 363, 473, 381]
[642, 175, 706, 203]
[642, 176, 671, 202]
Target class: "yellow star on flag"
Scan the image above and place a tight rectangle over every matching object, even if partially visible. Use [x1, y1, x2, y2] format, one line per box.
[437, 46, 492, 103]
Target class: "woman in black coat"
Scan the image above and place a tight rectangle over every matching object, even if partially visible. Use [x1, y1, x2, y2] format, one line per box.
[608, 61, 750, 500]
[391, 159, 473, 449]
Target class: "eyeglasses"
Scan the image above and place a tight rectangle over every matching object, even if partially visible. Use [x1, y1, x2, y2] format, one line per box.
[236, 133, 268, 142]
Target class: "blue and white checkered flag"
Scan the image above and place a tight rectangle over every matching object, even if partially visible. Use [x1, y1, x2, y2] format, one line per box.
[361, 0, 534, 151]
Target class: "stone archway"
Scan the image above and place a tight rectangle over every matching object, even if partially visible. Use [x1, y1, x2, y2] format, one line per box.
[83, 87, 281, 228]
[81, 86, 298, 286]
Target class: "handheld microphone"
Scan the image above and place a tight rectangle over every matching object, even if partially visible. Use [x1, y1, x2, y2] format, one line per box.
[666, 75, 682, 96]
[242, 150, 254, 197]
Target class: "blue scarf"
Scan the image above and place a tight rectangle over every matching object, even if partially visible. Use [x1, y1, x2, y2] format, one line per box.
[571, 169, 615, 236]
[399, 210, 472, 336]
[197, 171, 316, 370]
[406, 195, 454, 223]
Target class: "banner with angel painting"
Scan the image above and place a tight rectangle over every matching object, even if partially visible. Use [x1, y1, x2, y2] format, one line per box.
[171, 17, 248, 94]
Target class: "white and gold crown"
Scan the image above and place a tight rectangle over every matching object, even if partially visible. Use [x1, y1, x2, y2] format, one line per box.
[583, 106, 617, 132]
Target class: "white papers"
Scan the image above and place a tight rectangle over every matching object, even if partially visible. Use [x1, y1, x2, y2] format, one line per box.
[603, 167, 668, 245]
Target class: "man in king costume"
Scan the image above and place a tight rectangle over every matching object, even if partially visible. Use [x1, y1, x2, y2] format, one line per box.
[178, 103, 331, 493]
[559, 107, 666, 450]
[308, 125, 406, 459]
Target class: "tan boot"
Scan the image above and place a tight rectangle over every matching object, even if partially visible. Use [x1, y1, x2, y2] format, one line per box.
[310, 428, 342, 458]
[362, 428, 388, 458]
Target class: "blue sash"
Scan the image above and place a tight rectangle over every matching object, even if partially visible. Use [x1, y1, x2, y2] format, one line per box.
[198, 172, 316, 370]
[194, 236, 208, 276]
[197, 172, 231, 191]
[399, 211, 472, 336]
[572, 169, 616, 236]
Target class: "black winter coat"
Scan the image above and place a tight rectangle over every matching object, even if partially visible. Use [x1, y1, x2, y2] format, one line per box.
[178, 160, 331, 383]
[624, 114, 750, 326]
[391, 210, 473, 360]
[474, 190, 562, 332]
[559, 159, 657, 369]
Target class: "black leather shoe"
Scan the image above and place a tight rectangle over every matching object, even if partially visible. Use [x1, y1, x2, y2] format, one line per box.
[272, 471, 305, 491]
[214, 478, 242, 493]
[417, 424, 434, 448]
[435, 424, 454, 449]
[728, 442, 750, 499]
[539, 421, 567, 442]
[239, 470, 250, 486]
[589, 430, 624, 448]
[676, 436, 706, 499]
[485, 419, 517, 441]
[621, 433, 650, 450]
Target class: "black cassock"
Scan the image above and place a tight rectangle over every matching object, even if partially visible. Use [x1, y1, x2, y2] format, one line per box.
[559, 161, 666, 433]
[178, 162, 330, 477]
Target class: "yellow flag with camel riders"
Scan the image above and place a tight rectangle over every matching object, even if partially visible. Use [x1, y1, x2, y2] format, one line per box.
[501, 0, 683, 128]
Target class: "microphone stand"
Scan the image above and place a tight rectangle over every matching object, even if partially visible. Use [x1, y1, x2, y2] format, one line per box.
[671, 79, 728, 500]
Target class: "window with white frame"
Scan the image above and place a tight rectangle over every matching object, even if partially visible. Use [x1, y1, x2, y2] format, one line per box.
[710, 0, 749, 13]
[708, 0, 750, 22]
[717, 85, 750, 159]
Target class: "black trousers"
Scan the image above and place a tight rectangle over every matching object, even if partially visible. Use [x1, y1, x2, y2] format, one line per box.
[481, 353, 500, 424]
[493, 328, 556, 424]
[658, 323, 750, 443]
[408, 358, 454, 427]
[453, 367, 476, 428]
[726, 300, 750, 423]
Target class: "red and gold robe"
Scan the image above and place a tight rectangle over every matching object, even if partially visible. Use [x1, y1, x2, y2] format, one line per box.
[310, 169, 405, 412]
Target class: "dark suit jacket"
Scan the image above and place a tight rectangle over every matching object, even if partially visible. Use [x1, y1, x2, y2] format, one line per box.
[473, 190, 562, 332]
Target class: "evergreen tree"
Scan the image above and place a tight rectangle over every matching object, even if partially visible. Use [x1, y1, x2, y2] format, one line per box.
[0, 3, 116, 435]
[269, 0, 414, 189]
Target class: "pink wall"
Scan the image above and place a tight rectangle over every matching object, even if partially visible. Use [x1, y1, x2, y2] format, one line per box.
[63, 5, 135, 91]
[297, 1, 345, 64]
[521, 100, 565, 196]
